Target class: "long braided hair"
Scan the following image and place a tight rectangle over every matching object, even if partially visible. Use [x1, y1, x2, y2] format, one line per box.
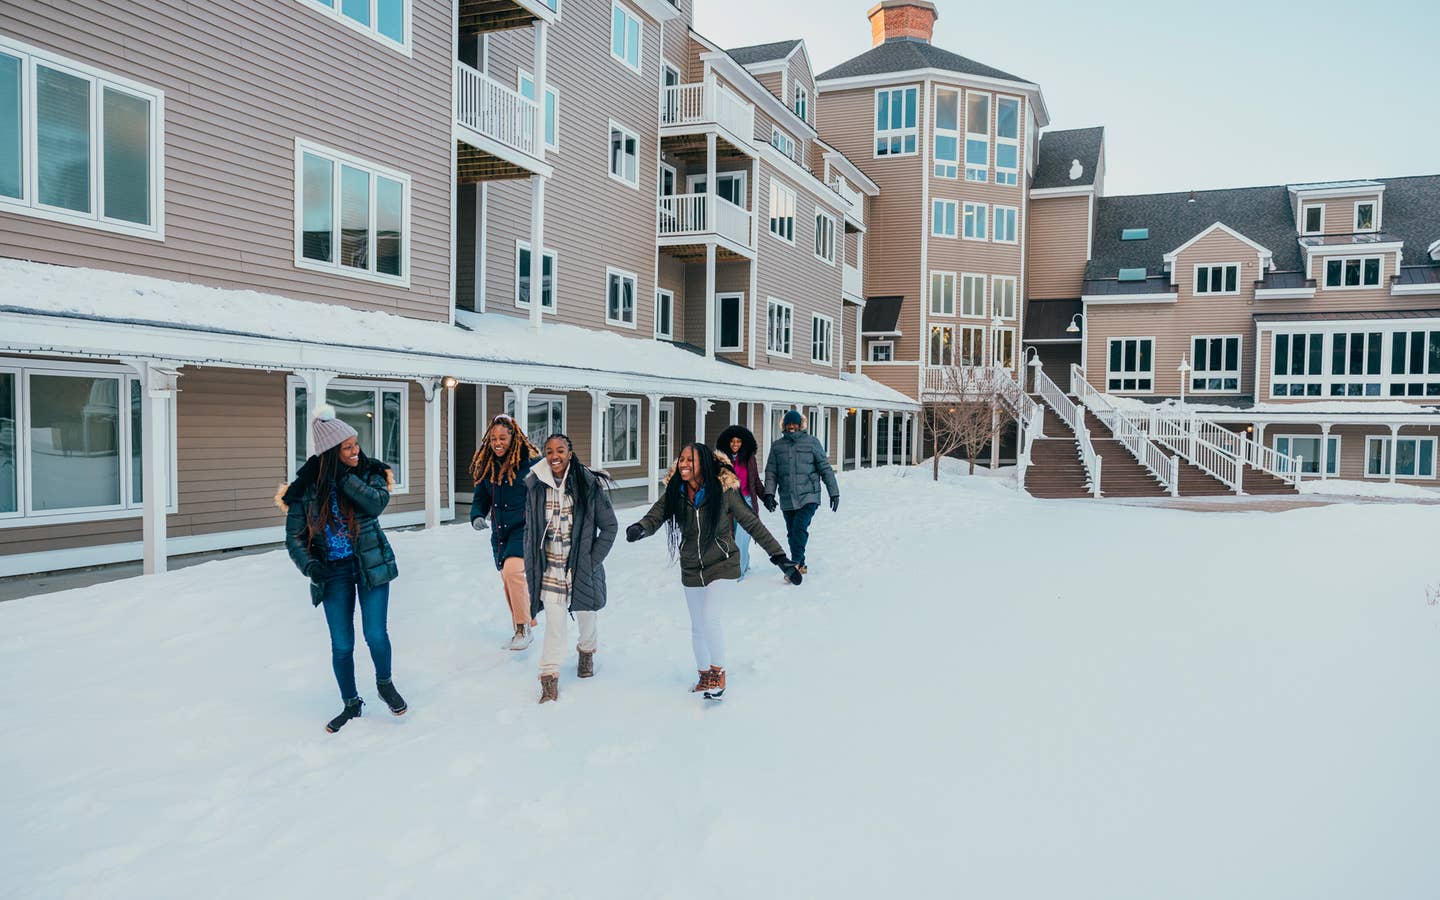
[305, 444, 361, 546]
[659, 442, 731, 563]
[470, 414, 538, 486]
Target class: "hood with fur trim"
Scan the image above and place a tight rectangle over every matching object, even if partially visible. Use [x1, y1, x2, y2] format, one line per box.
[661, 449, 739, 491]
[274, 456, 394, 512]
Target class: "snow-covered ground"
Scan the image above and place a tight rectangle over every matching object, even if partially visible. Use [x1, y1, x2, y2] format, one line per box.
[1298, 478, 1440, 499]
[4, 465, 1439, 899]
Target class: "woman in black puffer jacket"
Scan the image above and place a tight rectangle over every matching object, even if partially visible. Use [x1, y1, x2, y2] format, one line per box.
[280, 405, 404, 734]
[469, 414, 541, 651]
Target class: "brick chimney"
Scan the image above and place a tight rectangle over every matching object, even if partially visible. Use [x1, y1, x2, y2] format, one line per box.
[867, 1, 938, 46]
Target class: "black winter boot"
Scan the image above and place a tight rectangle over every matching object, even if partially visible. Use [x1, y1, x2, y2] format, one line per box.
[326, 698, 363, 733]
[376, 679, 408, 716]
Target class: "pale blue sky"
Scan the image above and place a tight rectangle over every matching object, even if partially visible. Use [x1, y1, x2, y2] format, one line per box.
[694, 0, 1440, 196]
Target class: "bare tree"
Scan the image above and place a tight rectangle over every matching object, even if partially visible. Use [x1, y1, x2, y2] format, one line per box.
[924, 366, 1016, 480]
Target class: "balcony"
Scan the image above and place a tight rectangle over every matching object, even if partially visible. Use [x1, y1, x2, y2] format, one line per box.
[454, 61, 551, 181]
[922, 365, 1008, 401]
[843, 264, 862, 300]
[830, 177, 865, 230]
[458, 0, 558, 36]
[658, 193, 754, 260]
[660, 78, 756, 155]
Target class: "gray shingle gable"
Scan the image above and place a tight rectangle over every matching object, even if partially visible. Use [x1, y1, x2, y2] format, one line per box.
[816, 39, 1028, 85]
[1033, 127, 1104, 190]
[727, 40, 802, 67]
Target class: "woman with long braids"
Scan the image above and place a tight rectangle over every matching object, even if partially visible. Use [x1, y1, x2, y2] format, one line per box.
[523, 433, 618, 704]
[280, 405, 405, 733]
[626, 443, 802, 700]
[469, 414, 541, 650]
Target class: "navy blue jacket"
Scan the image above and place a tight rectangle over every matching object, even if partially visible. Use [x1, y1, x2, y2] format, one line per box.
[470, 454, 539, 570]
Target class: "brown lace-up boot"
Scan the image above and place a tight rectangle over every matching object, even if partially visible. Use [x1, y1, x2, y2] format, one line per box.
[704, 666, 726, 699]
[577, 647, 595, 678]
[538, 674, 559, 704]
[690, 669, 713, 693]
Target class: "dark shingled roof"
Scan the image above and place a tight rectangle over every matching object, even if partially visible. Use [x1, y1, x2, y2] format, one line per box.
[727, 40, 801, 67]
[862, 296, 903, 333]
[1023, 299, 1082, 341]
[816, 38, 1028, 85]
[1255, 308, 1440, 323]
[1033, 127, 1104, 190]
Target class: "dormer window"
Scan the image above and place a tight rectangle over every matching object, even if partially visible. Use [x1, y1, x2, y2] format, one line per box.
[1354, 201, 1376, 232]
[1194, 263, 1239, 295]
[793, 85, 808, 123]
[1324, 256, 1382, 288]
[1302, 204, 1324, 235]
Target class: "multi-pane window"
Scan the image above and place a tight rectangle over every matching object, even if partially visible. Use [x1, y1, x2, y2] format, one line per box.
[610, 2, 642, 72]
[993, 276, 1016, 319]
[814, 210, 837, 264]
[961, 273, 985, 317]
[770, 127, 798, 162]
[1270, 332, 1324, 397]
[1107, 338, 1154, 392]
[1302, 204, 1324, 234]
[602, 399, 641, 467]
[1274, 435, 1339, 476]
[1324, 256, 1382, 288]
[1194, 263, 1239, 295]
[290, 379, 406, 487]
[0, 38, 162, 236]
[606, 267, 637, 326]
[1327, 331, 1384, 396]
[993, 206, 1018, 243]
[962, 202, 987, 240]
[959, 326, 984, 365]
[874, 86, 917, 156]
[993, 328, 1017, 368]
[929, 324, 954, 366]
[608, 121, 638, 186]
[1190, 335, 1240, 392]
[933, 87, 959, 178]
[932, 199, 956, 237]
[654, 289, 673, 340]
[994, 97, 1019, 185]
[964, 91, 989, 182]
[929, 271, 955, 315]
[518, 71, 559, 151]
[515, 241, 555, 310]
[812, 314, 833, 364]
[768, 178, 796, 242]
[869, 341, 893, 362]
[766, 299, 793, 356]
[793, 85, 808, 122]
[1388, 330, 1440, 396]
[1367, 436, 1436, 479]
[717, 293, 743, 351]
[505, 392, 565, 450]
[1354, 201, 1376, 232]
[298, 141, 409, 283]
[302, 0, 407, 50]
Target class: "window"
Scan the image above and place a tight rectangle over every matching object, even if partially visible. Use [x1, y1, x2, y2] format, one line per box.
[296, 141, 409, 284]
[716, 293, 743, 352]
[929, 324, 954, 366]
[961, 273, 985, 317]
[518, 70, 559, 151]
[793, 85, 808, 122]
[869, 341, 893, 362]
[993, 206, 1017, 243]
[1107, 338, 1154, 392]
[932, 199, 957, 237]
[1270, 332, 1325, 397]
[767, 178, 796, 243]
[770, 127, 797, 162]
[504, 392, 566, 449]
[299, 0, 408, 50]
[687, 171, 746, 207]
[1302, 204, 1324, 235]
[288, 379, 406, 488]
[812, 314, 834, 364]
[929, 271, 955, 315]
[766, 298, 793, 356]
[1366, 435, 1436, 479]
[993, 276, 1016, 319]
[1275, 435, 1339, 476]
[1387, 329, 1440, 397]
[606, 268, 637, 326]
[1327, 331, 1384, 396]
[654, 289, 673, 340]
[993, 327, 1017, 368]
[814, 210, 837, 264]
[874, 86, 918, 156]
[607, 121, 638, 187]
[1191, 335, 1241, 392]
[0, 37, 163, 237]
[515, 241, 555, 311]
[1323, 255, 1382, 290]
[964, 91, 989, 182]
[932, 87, 959, 178]
[994, 97, 1019, 185]
[959, 326, 985, 365]
[602, 399, 641, 467]
[610, 2, 642, 73]
[1193, 263, 1239, 295]
[962, 202, 988, 240]
[1354, 201, 1375, 232]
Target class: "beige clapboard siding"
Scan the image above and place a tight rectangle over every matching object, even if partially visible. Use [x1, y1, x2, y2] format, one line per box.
[1027, 195, 1090, 299]
[856, 363, 920, 399]
[756, 71, 783, 102]
[681, 260, 748, 350]
[660, 1, 693, 70]
[480, 0, 662, 336]
[0, 0, 454, 321]
[788, 51, 814, 124]
[1307, 193, 1383, 236]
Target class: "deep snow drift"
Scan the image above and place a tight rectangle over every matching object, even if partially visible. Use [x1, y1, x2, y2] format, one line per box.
[4, 465, 1439, 899]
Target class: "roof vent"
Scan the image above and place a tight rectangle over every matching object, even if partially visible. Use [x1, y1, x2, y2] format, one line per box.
[1121, 228, 1149, 241]
[1118, 268, 1148, 282]
[867, 1, 938, 47]
[1187, 190, 1196, 204]
[1068, 159, 1083, 181]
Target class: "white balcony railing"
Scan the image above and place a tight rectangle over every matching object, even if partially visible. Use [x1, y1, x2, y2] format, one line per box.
[658, 193, 752, 248]
[660, 77, 755, 143]
[454, 61, 540, 159]
[843, 264, 861, 298]
[830, 177, 864, 225]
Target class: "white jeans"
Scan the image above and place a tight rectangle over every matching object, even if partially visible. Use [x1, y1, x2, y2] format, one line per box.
[539, 597, 597, 677]
[684, 580, 733, 671]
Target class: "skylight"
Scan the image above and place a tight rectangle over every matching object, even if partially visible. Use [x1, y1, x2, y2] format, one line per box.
[1118, 268, 1147, 282]
[1121, 228, 1149, 241]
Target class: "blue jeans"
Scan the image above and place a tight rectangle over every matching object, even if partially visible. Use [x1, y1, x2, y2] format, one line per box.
[734, 517, 752, 580]
[781, 502, 819, 567]
[320, 558, 393, 702]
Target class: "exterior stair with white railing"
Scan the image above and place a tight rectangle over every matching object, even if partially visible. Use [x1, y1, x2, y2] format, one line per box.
[1080, 410, 1177, 498]
[1024, 400, 1094, 498]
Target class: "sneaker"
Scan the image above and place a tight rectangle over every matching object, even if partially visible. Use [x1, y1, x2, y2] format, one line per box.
[326, 698, 363, 733]
[509, 623, 533, 651]
[376, 679, 407, 716]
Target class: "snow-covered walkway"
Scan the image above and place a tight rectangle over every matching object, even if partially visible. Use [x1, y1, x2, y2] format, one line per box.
[4, 465, 1438, 899]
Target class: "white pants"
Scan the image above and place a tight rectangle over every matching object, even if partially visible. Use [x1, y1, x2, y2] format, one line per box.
[539, 597, 597, 677]
[684, 580, 733, 671]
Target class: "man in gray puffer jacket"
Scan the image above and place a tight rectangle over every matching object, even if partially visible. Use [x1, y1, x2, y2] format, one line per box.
[762, 410, 840, 574]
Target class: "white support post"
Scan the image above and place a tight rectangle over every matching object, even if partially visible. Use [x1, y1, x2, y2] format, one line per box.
[704, 242, 717, 359]
[528, 174, 545, 331]
[905, 412, 914, 465]
[705, 130, 717, 236]
[1389, 423, 1401, 484]
[989, 407, 1000, 469]
[532, 20, 548, 156]
[868, 410, 879, 468]
[1319, 422, 1333, 481]
[590, 390, 608, 469]
[421, 379, 443, 530]
[760, 402, 773, 470]
[126, 360, 179, 576]
[476, 383, 487, 449]
[835, 406, 846, 470]
[886, 412, 895, 466]
[647, 393, 662, 503]
[511, 385, 532, 440]
[728, 400, 739, 426]
[854, 305, 864, 374]
[300, 370, 336, 459]
[695, 397, 710, 445]
[851, 405, 861, 469]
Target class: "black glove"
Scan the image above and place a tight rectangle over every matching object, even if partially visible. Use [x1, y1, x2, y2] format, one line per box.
[770, 554, 803, 585]
[304, 560, 327, 582]
[829, 496, 840, 513]
[761, 494, 778, 513]
[625, 523, 646, 543]
[471, 516, 490, 531]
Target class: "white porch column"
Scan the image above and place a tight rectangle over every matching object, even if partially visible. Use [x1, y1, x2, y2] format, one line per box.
[1319, 422, 1333, 480]
[527, 174, 546, 330]
[421, 379, 443, 529]
[300, 370, 337, 458]
[904, 412, 914, 465]
[511, 385, 532, 441]
[886, 412, 895, 466]
[590, 390, 608, 469]
[760, 402, 773, 469]
[127, 360, 179, 576]
[704, 242, 717, 359]
[835, 406, 846, 470]
[705, 130, 717, 231]
[1389, 423, 1402, 483]
[695, 397, 710, 445]
[989, 407, 1000, 469]
[854, 305, 864, 374]
[531, 20, 548, 154]
[851, 405, 861, 468]
[646, 393, 662, 503]
[868, 410, 879, 468]
[728, 400, 739, 426]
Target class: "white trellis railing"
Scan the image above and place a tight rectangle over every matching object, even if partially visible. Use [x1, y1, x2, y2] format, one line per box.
[1071, 364, 1179, 496]
[1034, 363, 1100, 497]
[454, 62, 541, 159]
[660, 76, 755, 141]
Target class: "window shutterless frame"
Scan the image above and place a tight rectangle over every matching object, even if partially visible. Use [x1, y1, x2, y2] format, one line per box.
[766, 298, 794, 357]
[518, 69, 559, 152]
[1189, 334, 1242, 393]
[716, 292, 744, 352]
[814, 209, 837, 265]
[872, 85, 918, 158]
[602, 398, 641, 467]
[1353, 200, 1377, 233]
[992, 275, 1017, 320]
[960, 273, 985, 318]
[1301, 203, 1324, 235]
[963, 89, 991, 182]
[609, 1, 643, 74]
[1274, 434, 1340, 477]
[1106, 337, 1156, 393]
[295, 0, 411, 55]
[931, 199, 957, 238]
[654, 288, 674, 340]
[514, 239, 557, 312]
[767, 177, 796, 244]
[606, 120, 640, 188]
[286, 377, 409, 491]
[962, 202, 988, 241]
[293, 138, 411, 287]
[811, 314, 834, 365]
[1193, 262, 1240, 295]
[1365, 435, 1436, 479]
[992, 206, 1018, 243]
[504, 391, 567, 449]
[868, 340, 893, 362]
[1322, 255, 1383, 289]
[605, 266, 638, 328]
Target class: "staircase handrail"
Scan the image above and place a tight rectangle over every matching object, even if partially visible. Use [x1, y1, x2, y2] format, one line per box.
[991, 365, 1042, 435]
[1034, 363, 1101, 497]
[1070, 364, 1179, 496]
[1147, 407, 1302, 487]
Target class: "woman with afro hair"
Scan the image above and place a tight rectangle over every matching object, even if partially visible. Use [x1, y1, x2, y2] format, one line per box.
[715, 424, 771, 581]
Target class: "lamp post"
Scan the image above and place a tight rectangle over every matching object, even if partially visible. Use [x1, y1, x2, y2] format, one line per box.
[1177, 355, 1191, 406]
[990, 315, 1004, 369]
[1065, 313, 1082, 334]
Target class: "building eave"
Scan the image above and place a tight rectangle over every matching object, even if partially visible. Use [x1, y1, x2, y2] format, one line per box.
[815, 67, 1050, 128]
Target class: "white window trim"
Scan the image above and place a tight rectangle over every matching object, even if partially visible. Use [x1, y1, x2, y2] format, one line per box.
[518, 69, 560, 153]
[770, 126, 798, 163]
[814, 209, 838, 265]
[296, 0, 412, 55]
[767, 177, 796, 245]
[993, 275, 1018, 320]
[929, 323, 956, 366]
[609, 1, 643, 74]
[1301, 203, 1325, 235]
[1189, 334, 1243, 394]
[716, 292, 744, 352]
[0, 360, 178, 527]
[504, 390, 568, 447]
[685, 170, 747, 205]
[293, 138, 412, 287]
[605, 266, 639, 329]
[1365, 435, 1436, 480]
[931, 199, 957, 238]
[654, 288, 674, 340]
[993, 206, 1018, 244]
[794, 85, 809, 123]
[606, 119, 640, 189]
[1106, 337, 1157, 394]
[993, 96, 1020, 186]
[872, 85, 919, 159]
[868, 340, 894, 362]
[960, 272, 986, 318]
[1322, 255, 1384, 290]
[602, 398, 642, 467]
[931, 85, 960, 179]
[287, 376, 410, 492]
[964, 89, 991, 182]
[1193, 262, 1241, 296]
[1274, 434, 1340, 477]
[811, 313, 834, 366]
[514, 239, 557, 313]
[0, 34, 166, 240]
[959, 324, 986, 366]
[962, 202, 988, 241]
[1353, 200, 1377, 233]
[992, 326, 1018, 368]
[766, 297, 794, 358]
[929, 270, 956, 316]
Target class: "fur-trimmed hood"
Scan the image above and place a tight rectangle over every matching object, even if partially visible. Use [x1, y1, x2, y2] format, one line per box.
[715, 425, 758, 463]
[661, 449, 739, 491]
[274, 455, 394, 512]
